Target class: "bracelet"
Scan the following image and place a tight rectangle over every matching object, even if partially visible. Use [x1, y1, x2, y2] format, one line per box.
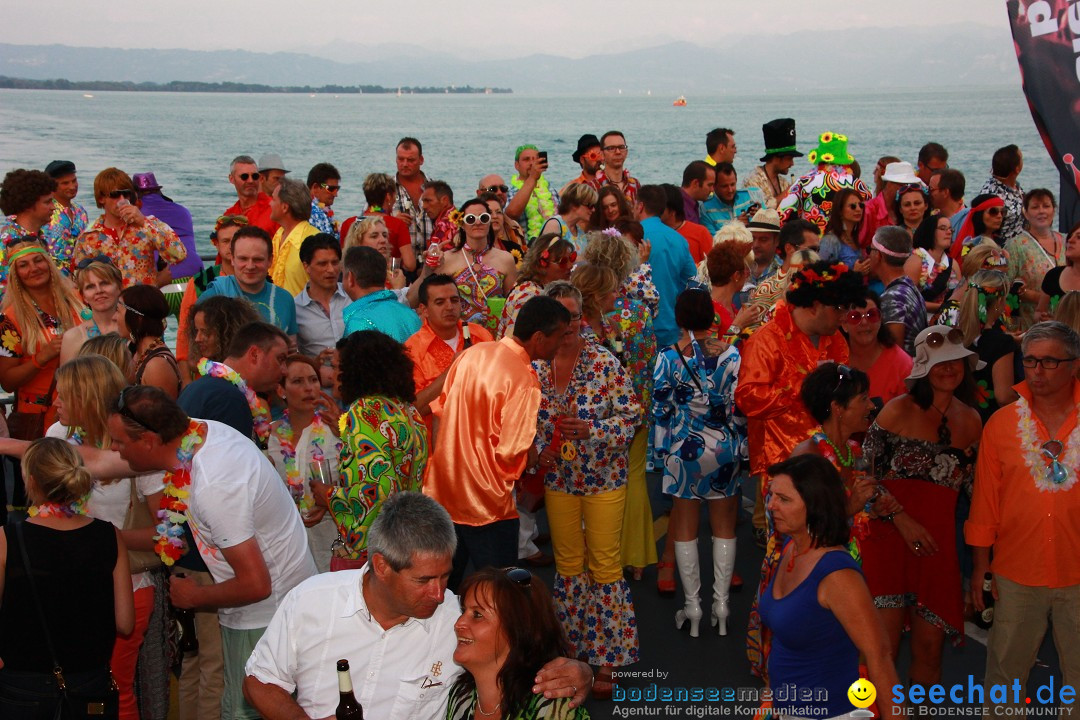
[880, 512, 896, 522]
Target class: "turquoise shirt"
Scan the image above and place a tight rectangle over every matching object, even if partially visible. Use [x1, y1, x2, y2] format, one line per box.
[342, 289, 422, 343]
[199, 275, 298, 335]
[700, 188, 766, 235]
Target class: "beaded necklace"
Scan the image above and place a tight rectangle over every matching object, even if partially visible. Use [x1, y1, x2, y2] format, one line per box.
[153, 420, 207, 565]
[197, 358, 271, 448]
[274, 410, 342, 511]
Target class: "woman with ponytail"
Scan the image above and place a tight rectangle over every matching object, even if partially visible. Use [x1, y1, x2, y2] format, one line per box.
[0, 437, 134, 717]
[953, 269, 1019, 422]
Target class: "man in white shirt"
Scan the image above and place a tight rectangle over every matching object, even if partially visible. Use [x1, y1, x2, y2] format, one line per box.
[243, 492, 592, 720]
[107, 386, 316, 720]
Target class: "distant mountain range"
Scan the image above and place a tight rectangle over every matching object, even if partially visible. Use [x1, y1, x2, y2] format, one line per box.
[0, 24, 1019, 94]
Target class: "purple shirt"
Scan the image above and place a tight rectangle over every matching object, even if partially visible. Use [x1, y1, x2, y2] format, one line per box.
[139, 192, 202, 279]
[681, 188, 701, 225]
[880, 275, 928, 356]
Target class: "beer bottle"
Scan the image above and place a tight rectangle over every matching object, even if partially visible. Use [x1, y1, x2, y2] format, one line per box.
[175, 608, 199, 655]
[336, 659, 364, 720]
[973, 572, 995, 630]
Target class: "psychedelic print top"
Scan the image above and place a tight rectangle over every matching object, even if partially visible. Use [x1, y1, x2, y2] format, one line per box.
[74, 215, 187, 287]
[534, 340, 640, 495]
[41, 199, 88, 276]
[777, 165, 873, 235]
[453, 252, 505, 333]
[583, 296, 657, 420]
[497, 279, 543, 340]
[328, 396, 428, 559]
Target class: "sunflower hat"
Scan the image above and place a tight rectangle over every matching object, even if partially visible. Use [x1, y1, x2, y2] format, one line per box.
[806, 131, 854, 166]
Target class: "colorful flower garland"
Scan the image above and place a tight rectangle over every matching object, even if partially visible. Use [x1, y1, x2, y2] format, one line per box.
[812, 430, 872, 540]
[1016, 396, 1079, 493]
[28, 495, 89, 518]
[274, 410, 342, 512]
[152, 420, 207, 565]
[197, 358, 271, 448]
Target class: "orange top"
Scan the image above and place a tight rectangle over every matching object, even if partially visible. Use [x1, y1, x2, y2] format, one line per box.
[677, 220, 714, 264]
[965, 380, 1080, 588]
[404, 320, 495, 393]
[734, 303, 849, 477]
[424, 336, 540, 526]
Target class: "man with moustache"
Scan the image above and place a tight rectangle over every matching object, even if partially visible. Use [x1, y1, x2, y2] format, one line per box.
[223, 155, 280, 237]
[243, 492, 591, 720]
[744, 119, 803, 211]
[561, 134, 602, 196]
[392, 137, 433, 255]
[41, 160, 88, 272]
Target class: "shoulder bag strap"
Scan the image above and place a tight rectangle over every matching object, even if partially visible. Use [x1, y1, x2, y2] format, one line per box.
[15, 521, 67, 692]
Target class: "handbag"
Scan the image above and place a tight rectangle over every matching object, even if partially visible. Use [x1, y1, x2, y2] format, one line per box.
[329, 536, 367, 572]
[7, 521, 120, 719]
[123, 479, 162, 575]
[7, 376, 58, 442]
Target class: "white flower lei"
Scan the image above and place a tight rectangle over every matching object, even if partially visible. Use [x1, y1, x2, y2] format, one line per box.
[1016, 396, 1080, 493]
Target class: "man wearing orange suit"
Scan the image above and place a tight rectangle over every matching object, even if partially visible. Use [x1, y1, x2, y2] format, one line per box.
[404, 274, 493, 437]
[424, 295, 571, 591]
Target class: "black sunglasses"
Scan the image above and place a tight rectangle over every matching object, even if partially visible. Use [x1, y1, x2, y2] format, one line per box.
[108, 190, 135, 200]
[116, 386, 159, 435]
[76, 254, 113, 270]
[482, 184, 509, 193]
[236, 172, 261, 181]
[503, 567, 532, 588]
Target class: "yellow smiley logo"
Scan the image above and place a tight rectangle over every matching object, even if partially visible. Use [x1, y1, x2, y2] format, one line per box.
[847, 679, 877, 709]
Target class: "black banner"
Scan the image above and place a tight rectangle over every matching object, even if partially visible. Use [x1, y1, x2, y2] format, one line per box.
[1008, 0, 1080, 230]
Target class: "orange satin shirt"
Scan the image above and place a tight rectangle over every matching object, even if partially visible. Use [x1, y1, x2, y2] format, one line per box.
[405, 320, 495, 393]
[735, 303, 849, 477]
[424, 336, 540, 526]
[966, 380, 1080, 588]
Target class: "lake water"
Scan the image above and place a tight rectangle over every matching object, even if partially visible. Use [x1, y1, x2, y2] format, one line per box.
[0, 84, 1062, 257]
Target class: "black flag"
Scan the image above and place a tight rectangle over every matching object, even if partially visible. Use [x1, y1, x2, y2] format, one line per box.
[1008, 0, 1080, 230]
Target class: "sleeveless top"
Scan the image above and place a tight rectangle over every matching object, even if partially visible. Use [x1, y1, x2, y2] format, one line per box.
[135, 343, 183, 397]
[758, 549, 862, 719]
[0, 519, 118, 672]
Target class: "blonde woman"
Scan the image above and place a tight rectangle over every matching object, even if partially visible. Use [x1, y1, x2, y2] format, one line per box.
[60, 259, 123, 365]
[571, 262, 658, 581]
[79, 332, 136, 381]
[345, 216, 406, 289]
[0, 242, 84, 435]
[0, 437, 134, 718]
[582, 228, 658, 320]
[953, 270, 1018, 421]
[541, 183, 599, 254]
[47, 356, 167, 720]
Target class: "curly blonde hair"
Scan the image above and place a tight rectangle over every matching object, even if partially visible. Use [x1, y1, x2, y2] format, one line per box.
[583, 231, 637, 282]
[344, 216, 388, 253]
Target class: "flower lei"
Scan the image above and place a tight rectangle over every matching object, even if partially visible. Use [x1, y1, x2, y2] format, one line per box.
[197, 358, 271, 448]
[812, 430, 872, 539]
[274, 411, 342, 512]
[787, 263, 850, 292]
[1016, 396, 1080, 493]
[153, 420, 207, 565]
[29, 494, 89, 518]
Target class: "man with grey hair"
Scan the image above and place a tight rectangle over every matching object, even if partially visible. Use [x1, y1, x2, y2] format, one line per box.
[244, 492, 592, 720]
[967, 321, 1080, 708]
[224, 154, 280, 236]
[870, 225, 926, 355]
[269, 177, 319, 295]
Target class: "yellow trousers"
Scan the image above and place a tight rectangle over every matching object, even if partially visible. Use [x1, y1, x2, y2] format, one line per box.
[546, 486, 627, 584]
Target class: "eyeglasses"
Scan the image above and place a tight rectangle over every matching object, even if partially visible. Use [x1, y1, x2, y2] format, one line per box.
[503, 567, 532, 588]
[920, 328, 964, 349]
[76, 254, 113, 270]
[118, 300, 145, 317]
[846, 202, 865, 209]
[319, 183, 341, 193]
[108, 190, 135, 201]
[236, 172, 261, 181]
[482, 184, 509, 193]
[984, 207, 1005, 217]
[1041, 441, 1072, 486]
[603, 144, 628, 152]
[540, 251, 577, 269]
[1021, 355, 1078, 369]
[844, 308, 881, 325]
[116, 386, 159, 435]
[462, 212, 491, 225]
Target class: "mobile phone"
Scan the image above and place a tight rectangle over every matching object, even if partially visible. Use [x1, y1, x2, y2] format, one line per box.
[747, 202, 762, 215]
[538, 151, 548, 162]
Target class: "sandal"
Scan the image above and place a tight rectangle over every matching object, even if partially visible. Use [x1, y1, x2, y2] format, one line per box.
[657, 561, 676, 597]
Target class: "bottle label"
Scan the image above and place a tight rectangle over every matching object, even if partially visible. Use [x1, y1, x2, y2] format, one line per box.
[338, 669, 354, 694]
[980, 607, 994, 624]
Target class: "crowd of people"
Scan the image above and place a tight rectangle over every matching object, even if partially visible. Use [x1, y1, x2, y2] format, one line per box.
[0, 121, 1077, 720]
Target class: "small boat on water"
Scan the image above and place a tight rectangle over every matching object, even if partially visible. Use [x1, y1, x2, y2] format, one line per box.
[673, 95, 687, 107]
[83, 93, 94, 98]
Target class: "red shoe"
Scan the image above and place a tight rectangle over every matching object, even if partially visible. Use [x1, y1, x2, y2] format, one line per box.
[731, 570, 743, 592]
[657, 561, 676, 597]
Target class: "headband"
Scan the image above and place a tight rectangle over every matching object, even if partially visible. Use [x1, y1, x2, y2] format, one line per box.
[950, 196, 1006, 260]
[895, 183, 929, 206]
[7, 246, 48, 266]
[870, 238, 910, 259]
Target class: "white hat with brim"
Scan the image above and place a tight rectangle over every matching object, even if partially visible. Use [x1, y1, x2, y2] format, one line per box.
[882, 161, 922, 186]
[904, 325, 986, 390]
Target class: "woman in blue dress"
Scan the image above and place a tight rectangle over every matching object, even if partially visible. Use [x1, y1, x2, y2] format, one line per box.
[653, 288, 747, 638]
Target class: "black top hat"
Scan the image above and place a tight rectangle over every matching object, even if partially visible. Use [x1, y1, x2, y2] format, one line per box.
[760, 118, 804, 162]
[572, 134, 601, 163]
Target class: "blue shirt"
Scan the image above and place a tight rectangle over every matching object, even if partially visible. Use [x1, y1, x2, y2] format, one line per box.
[342, 289, 422, 343]
[199, 275, 298, 335]
[700, 188, 766, 235]
[309, 201, 339, 240]
[640, 216, 696, 346]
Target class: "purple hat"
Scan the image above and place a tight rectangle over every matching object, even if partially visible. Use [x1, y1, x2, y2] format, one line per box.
[132, 172, 163, 192]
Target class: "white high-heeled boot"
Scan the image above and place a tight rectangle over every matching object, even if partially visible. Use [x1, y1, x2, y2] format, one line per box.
[710, 537, 736, 636]
[674, 540, 703, 637]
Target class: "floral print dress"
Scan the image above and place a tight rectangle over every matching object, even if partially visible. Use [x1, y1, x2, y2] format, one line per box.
[534, 340, 640, 666]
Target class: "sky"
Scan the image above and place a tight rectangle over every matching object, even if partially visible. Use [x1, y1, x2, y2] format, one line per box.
[10, 0, 1005, 59]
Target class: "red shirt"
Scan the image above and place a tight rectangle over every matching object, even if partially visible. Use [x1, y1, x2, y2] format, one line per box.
[678, 220, 714, 263]
[224, 192, 280, 237]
